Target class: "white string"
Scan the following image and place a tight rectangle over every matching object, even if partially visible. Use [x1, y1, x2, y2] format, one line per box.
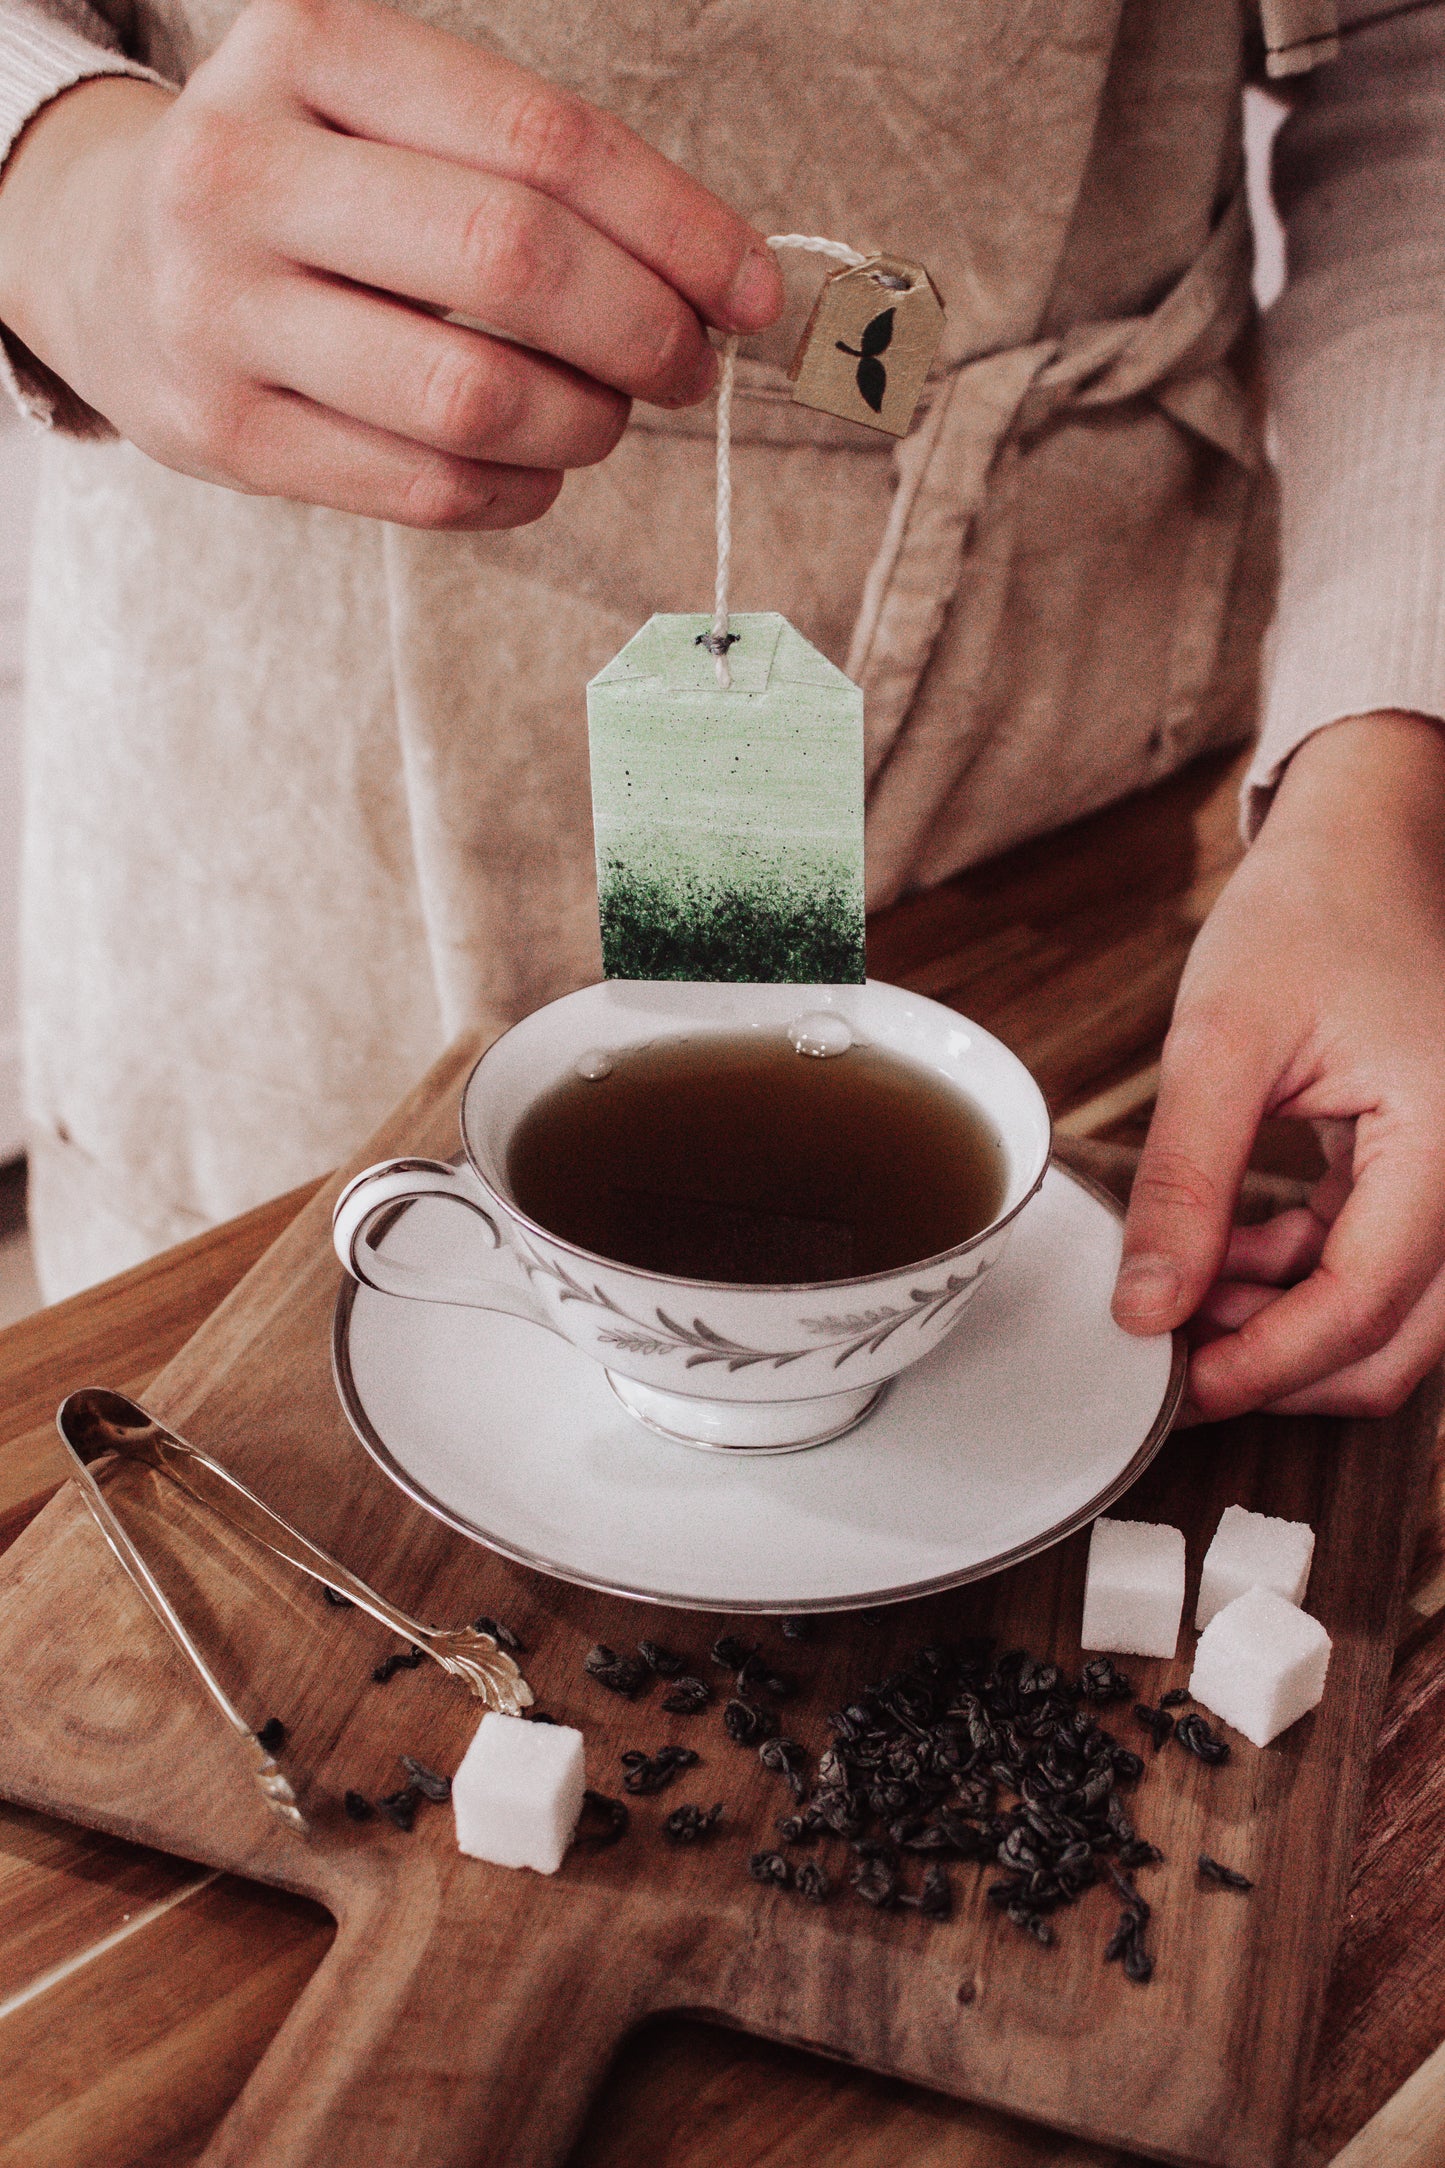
[704, 234, 870, 689]
[710, 333, 739, 686]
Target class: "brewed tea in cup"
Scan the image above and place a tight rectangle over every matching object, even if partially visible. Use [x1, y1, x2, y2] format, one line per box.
[506, 1029, 1007, 1285]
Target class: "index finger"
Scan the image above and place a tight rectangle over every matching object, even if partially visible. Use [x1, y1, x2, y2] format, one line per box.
[1188, 1118, 1445, 1420]
[252, 0, 784, 332]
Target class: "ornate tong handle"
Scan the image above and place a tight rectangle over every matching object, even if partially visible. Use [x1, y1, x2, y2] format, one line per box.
[57, 1391, 307, 1834]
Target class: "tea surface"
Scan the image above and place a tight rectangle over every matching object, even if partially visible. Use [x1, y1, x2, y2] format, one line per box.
[505, 1031, 1006, 1283]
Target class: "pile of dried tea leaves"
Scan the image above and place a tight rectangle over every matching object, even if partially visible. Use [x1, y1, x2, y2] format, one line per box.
[577, 1628, 1243, 1982]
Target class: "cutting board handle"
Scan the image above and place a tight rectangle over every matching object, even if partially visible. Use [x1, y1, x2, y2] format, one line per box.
[199, 1876, 649, 2168]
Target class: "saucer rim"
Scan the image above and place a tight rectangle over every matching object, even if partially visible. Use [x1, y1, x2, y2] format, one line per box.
[331, 1156, 1187, 1615]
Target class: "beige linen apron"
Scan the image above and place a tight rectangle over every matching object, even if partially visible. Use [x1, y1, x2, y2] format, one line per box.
[23, 0, 1298, 1292]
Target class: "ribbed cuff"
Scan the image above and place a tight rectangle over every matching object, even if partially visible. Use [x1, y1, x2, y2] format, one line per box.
[0, 0, 171, 429]
[1245, 315, 1445, 835]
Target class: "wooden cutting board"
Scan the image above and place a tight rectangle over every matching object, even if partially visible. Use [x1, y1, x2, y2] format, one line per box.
[0, 1033, 1434, 2168]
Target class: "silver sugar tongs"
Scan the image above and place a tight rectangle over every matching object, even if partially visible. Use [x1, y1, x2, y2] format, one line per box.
[56, 1388, 534, 1836]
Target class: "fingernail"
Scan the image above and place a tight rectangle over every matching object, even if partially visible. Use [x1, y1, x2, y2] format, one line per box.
[658, 341, 718, 409]
[725, 247, 782, 330]
[1113, 1254, 1180, 1328]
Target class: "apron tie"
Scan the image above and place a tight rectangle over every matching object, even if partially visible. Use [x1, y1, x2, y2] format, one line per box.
[847, 185, 1262, 899]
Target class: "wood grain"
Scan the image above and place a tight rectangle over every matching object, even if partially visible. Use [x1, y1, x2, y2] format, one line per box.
[1, 750, 1441, 2168]
[0, 1054, 1432, 2168]
[1293, 1608, 1445, 2165]
[0, 1181, 322, 1552]
[0, 1874, 332, 2168]
[0, 1803, 206, 2007]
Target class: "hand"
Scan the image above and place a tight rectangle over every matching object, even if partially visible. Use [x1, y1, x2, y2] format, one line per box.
[1112, 711, 1445, 1420]
[0, 0, 782, 527]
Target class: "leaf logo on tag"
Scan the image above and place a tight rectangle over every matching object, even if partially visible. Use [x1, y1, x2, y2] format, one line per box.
[835, 307, 895, 414]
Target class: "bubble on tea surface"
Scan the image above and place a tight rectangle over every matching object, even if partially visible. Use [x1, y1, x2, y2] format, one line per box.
[787, 1012, 853, 1060]
[575, 1048, 615, 1081]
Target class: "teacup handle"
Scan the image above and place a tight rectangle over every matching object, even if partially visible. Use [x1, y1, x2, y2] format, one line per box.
[332, 1157, 556, 1329]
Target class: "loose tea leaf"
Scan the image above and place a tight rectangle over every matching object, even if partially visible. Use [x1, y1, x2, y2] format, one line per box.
[322, 1585, 355, 1610]
[620, 1745, 701, 1796]
[1078, 1656, 1134, 1703]
[1123, 1937, 1155, 1984]
[1175, 1713, 1231, 1765]
[584, 1644, 650, 1698]
[372, 1645, 425, 1684]
[1108, 1865, 1151, 1920]
[758, 1738, 808, 1780]
[780, 1616, 815, 1642]
[254, 1717, 287, 1754]
[1159, 1687, 1191, 1708]
[749, 1851, 793, 1888]
[665, 1802, 724, 1845]
[1198, 1853, 1254, 1892]
[724, 1698, 780, 1745]
[378, 1786, 419, 1832]
[577, 1791, 630, 1848]
[910, 1863, 954, 1921]
[1133, 1703, 1176, 1753]
[661, 1676, 712, 1715]
[400, 1755, 451, 1803]
[638, 1641, 687, 1678]
[737, 1652, 799, 1702]
[794, 1858, 832, 1903]
[850, 1855, 899, 1909]
[473, 1615, 525, 1655]
[711, 1636, 755, 1671]
[343, 1790, 375, 1822]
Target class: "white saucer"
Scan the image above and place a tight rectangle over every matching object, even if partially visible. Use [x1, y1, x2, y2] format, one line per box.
[332, 1162, 1183, 1613]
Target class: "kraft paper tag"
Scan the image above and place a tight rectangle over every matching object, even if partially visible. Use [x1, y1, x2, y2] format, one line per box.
[587, 612, 865, 985]
[788, 255, 945, 438]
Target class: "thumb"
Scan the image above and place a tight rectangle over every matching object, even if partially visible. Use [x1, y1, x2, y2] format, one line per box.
[1113, 1017, 1272, 1335]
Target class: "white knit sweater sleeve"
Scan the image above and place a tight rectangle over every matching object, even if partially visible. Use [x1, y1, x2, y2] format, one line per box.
[1246, 0, 1445, 826]
[0, 0, 170, 427]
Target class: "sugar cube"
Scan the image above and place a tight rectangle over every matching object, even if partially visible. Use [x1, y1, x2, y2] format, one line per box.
[1196, 1504, 1315, 1628]
[1081, 1517, 1186, 1658]
[1189, 1586, 1331, 1747]
[453, 1712, 586, 1873]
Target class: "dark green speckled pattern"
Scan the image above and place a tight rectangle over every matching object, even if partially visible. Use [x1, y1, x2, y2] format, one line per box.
[599, 861, 865, 984]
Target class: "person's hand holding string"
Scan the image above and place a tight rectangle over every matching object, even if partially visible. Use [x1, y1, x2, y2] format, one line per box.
[0, 0, 783, 526]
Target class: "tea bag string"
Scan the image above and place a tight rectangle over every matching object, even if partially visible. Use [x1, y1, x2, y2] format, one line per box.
[705, 235, 868, 689]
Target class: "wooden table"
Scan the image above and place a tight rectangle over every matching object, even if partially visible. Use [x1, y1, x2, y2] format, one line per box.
[2, 748, 1442, 2168]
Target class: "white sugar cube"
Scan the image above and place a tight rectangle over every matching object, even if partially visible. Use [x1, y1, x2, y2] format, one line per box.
[1196, 1504, 1315, 1629]
[453, 1712, 586, 1873]
[1081, 1517, 1186, 1658]
[1189, 1586, 1331, 1747]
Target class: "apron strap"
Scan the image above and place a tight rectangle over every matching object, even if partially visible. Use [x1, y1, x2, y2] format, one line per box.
[849, 186, 1259, 783]
[848, 186, 1261, 894]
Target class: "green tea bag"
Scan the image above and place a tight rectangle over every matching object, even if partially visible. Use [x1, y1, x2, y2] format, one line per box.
[588, 611, 864, 985]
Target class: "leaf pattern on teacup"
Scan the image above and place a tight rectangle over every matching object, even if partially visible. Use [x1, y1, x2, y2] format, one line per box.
[518, 1241, 992, 1371]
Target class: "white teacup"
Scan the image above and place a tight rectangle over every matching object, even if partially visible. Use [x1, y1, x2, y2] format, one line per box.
[332, 980, 1051, 1453]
